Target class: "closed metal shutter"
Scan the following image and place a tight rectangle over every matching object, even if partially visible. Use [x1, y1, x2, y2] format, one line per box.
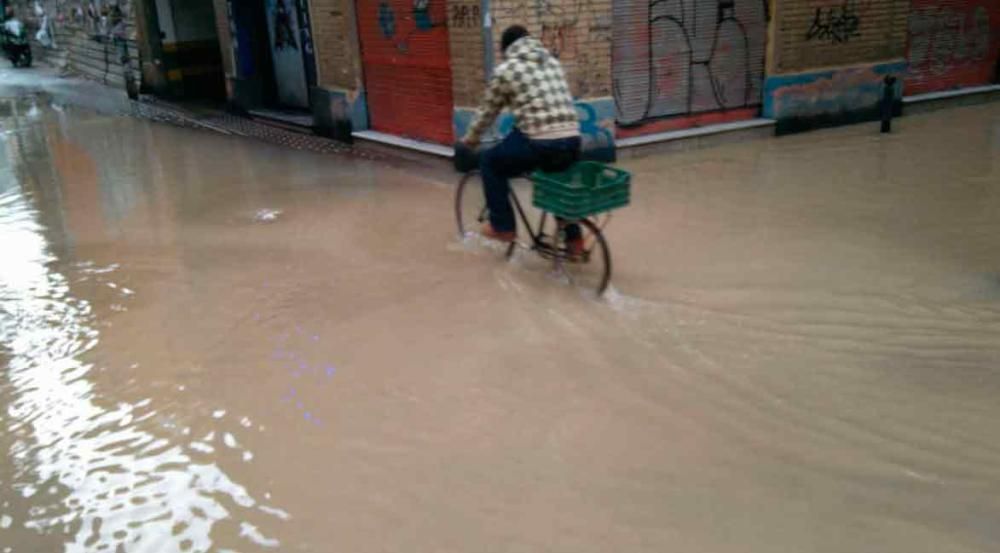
[613, 0, 768, 128]
[356, 0, 454, 144]
[906, 0, 1000, 96]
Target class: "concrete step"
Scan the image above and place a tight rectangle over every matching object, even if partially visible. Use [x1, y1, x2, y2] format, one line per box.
[904, 85, 1000, 115]
[617, 118, 776, 159]
[247, 109, 315, 133]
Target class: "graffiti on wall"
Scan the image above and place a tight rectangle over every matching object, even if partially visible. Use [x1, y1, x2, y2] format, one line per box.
[909, 4, 990, 76]
[272, 0, 298, 50]
[492, 0, 612, 97]
[774, 0, 906, 74]
[450, 3, 481, 28]
[764, 62, 904, 118]
[453, 98, 616, 160]
[805, 2, 861, 44]
[906, 0, 999, 95]
[358, 0, 454, 142]
[762, 60, 904, 134]
[295, 0, 316, 86]
[612, 0, 768, 126]
[377, 0, 443, 52]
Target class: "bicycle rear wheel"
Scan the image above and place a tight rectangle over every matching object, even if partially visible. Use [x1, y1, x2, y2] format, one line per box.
[455, 171, 487, 238]
[558, 218, 612, 297]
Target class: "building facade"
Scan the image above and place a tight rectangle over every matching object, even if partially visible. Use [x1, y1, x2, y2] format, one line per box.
[288, 0, 999, 153]
[17, 0, 999, 155]
[764, 0, 910, 133]
[6, 0, 141, 92]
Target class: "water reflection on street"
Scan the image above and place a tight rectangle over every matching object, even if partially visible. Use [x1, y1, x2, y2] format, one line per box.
[1, 82, 1000, 552]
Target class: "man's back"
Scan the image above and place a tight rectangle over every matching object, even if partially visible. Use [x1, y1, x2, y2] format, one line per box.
[466, 36, 579, 143]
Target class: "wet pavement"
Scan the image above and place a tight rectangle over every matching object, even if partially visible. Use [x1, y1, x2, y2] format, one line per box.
[2, 68, 1000, 553]
[0, 65, 370, 157]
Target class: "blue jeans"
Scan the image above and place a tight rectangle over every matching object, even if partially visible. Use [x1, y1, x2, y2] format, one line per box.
[481, 129, 581, 234]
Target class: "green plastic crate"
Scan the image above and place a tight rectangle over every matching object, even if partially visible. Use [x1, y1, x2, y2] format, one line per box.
[531, 161, 631, 220]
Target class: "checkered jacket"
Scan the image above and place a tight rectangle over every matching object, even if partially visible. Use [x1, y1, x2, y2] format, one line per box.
[464, 37, 579, 143]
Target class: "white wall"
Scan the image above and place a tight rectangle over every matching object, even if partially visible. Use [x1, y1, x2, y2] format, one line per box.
[154, 0, 176, 43]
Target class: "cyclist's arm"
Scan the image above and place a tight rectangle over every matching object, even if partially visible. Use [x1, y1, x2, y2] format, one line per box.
[463, 73, 508, 145]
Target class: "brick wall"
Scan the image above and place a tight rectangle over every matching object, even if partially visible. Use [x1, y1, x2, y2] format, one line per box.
[310, 0, 362, 91]
[488, 0, 612, 99]
[448, 0, 615, 156]
[447, 0, 487, 107]
[773, 0, 909, 74]
[414, 0, 612, 107]
[448, 0, 612, 108]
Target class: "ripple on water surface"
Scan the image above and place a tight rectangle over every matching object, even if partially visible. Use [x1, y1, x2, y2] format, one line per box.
[0, 188, 287, 551]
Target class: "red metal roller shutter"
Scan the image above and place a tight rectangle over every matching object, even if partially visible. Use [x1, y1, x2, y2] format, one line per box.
[612, 0, 768, 135]
[906, 0, 1000, 96]
[356, 0, 454, 144]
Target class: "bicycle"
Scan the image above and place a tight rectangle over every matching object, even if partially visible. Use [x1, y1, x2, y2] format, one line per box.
[454, 160, 630, 297]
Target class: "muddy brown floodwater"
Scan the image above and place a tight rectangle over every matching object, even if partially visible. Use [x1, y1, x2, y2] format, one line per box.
[2, 79, 1000, 553]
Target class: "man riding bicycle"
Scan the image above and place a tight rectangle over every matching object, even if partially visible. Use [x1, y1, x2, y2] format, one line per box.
[460, 25, 583, 253]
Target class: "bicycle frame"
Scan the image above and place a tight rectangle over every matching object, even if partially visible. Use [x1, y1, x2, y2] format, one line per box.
[511, 186, 543, 241]
[506, 178, 575, 262]
[457, 169, 613, 295]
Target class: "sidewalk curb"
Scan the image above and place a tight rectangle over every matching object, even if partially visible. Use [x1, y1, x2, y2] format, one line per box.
[903, 85, 1000, 115]
[28, 63, 1000, 169]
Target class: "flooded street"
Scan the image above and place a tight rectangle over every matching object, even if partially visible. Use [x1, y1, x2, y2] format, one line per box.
[2, 72, 1000, 552]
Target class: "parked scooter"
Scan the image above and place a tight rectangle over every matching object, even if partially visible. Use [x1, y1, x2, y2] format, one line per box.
[1, 16, 32, 68]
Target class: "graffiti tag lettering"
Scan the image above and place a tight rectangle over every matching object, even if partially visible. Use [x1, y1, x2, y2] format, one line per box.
[377, 0, 443, 52]
[908, 5, 990, 75]
[805, 3, 861, 44]
[612, 0, 768, 125]
[413, 0, 432, 29]
[377, 2, 395, 38]
[450, 4, 481, 28]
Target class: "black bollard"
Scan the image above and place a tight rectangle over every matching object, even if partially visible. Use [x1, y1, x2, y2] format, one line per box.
[881, 75, 897, 134]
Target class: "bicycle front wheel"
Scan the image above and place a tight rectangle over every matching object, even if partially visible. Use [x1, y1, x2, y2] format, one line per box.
[455, 171, 487, 238]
